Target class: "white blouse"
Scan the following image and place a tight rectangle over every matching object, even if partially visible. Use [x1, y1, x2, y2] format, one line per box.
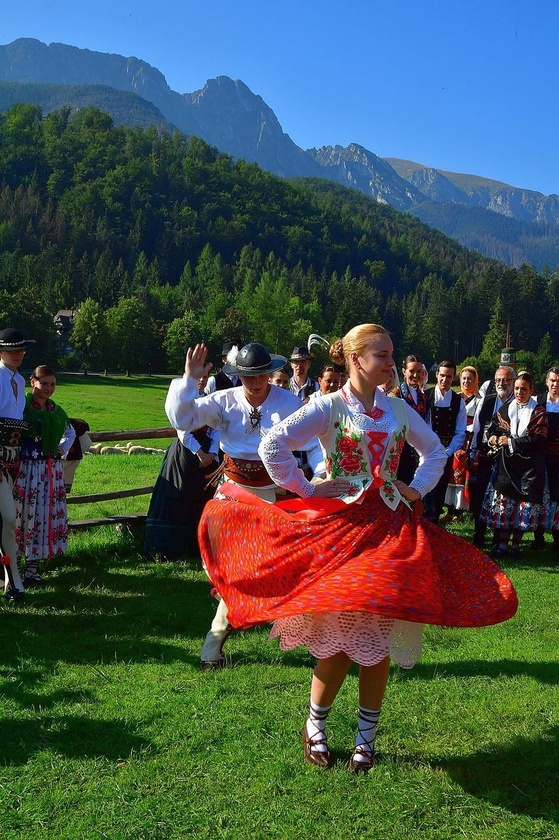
[165, 377, 310, 462]
[258, 384, 447, 499]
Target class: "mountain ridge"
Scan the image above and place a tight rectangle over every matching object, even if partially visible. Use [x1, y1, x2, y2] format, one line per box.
[1, 37, 558, 270]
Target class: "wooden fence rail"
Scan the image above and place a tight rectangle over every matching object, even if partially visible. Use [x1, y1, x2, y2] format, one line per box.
[90, 427, 176, 442]
[68, 427, 176, 531]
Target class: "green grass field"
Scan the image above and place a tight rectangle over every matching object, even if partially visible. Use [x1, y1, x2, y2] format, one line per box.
[1, 376, 558, 838]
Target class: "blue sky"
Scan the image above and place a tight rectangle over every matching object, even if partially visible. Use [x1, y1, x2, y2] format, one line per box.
[3, 0, 559, 194]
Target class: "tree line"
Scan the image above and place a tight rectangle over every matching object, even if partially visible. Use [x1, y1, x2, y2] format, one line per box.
[0, 103, 558, 381]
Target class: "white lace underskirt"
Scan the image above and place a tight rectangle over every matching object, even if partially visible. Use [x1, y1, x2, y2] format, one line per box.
[269, 611, 424, 668]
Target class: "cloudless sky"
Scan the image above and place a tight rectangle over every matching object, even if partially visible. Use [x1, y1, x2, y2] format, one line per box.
[2, 0, 559, 194]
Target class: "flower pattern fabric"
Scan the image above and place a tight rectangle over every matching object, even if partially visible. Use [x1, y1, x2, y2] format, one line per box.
[14, 450, 68, 560]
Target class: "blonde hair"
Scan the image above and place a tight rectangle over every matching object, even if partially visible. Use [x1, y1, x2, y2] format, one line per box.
[330, 324, 388, 366]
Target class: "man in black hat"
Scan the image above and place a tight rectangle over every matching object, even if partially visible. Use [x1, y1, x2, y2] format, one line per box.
[204, 342, 240, 393]
[0, 327, 35, 598]
[288, 347, 319, 401]
[166, 341, 322, 667]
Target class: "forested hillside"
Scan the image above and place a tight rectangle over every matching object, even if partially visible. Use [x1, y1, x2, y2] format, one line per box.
[0, 103, 556, 376]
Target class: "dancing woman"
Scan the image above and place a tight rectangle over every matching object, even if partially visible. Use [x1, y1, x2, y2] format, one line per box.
[198, 324, 517, 772]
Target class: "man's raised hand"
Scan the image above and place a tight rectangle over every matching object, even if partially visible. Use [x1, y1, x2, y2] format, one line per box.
[185, 344, 213, 380]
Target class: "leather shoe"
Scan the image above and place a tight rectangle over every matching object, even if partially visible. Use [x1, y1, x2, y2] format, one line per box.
[302, 726, 331, 768]
[348, 745, 375, 774]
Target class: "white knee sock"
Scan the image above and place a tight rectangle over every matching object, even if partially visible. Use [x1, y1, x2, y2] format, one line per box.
[354, 706, 380, 762]
[306, 700, 332, 752]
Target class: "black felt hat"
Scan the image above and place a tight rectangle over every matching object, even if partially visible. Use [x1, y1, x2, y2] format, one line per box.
[222, 343, 286, 377]
[0, 328, 36, 350]
[288, 346, 313, 361]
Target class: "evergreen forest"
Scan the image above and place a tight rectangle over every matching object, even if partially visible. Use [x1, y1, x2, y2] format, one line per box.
[1, 102, 557, 379]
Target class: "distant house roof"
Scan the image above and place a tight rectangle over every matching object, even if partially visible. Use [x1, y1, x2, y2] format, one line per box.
[54, 310, 77, 335]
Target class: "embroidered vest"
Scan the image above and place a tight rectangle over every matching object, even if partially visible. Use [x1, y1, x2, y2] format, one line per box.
[319, 391, 409, 510]
[425, 388, 461, 445]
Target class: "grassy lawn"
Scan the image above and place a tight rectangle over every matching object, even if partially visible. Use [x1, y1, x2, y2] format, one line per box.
[1, 377, 558, 837]
[53, 373, 174, 433]
[2, 524, 558, 838]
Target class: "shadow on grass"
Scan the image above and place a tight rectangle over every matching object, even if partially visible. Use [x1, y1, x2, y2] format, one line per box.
[1, 549, 219, 671]
[427, 726, 559, 824]
[0, 715, 155, 766]
[398, 658, 559, 685]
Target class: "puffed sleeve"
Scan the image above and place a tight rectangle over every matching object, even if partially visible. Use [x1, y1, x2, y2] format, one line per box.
[59, 422, 77, 457]
[165, 376, 224, 433]
[258, 399, 331, 496]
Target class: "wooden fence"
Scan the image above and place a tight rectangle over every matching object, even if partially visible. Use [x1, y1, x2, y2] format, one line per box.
[67, 427, 176, 530]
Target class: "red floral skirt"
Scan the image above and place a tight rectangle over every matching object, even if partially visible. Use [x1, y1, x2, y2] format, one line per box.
[198, 482, 518, 631]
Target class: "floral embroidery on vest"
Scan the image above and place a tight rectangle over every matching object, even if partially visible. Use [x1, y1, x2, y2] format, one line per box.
[330, 421, 369, 477]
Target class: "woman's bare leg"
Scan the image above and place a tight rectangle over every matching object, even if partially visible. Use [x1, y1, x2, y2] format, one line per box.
[311, 651, 352, 705]
[358, 655, 390, 709]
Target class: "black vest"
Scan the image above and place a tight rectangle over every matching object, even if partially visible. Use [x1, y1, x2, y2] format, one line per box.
[214, 370, 235, 391]
[425, 388, 461, 446]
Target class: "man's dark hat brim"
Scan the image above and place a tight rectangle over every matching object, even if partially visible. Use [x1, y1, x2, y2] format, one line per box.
[0, 328, 36, 350]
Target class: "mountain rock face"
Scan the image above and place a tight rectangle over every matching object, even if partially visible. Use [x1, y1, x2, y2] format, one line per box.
[387, 157, 559, 224]
[1, 38, 559, 268]
[308, 144, 424, 211]
[0, 38, 202, 136]
[0, 39, 320, 178]
[385, 160, 470, 205]
[182, 77, 322, 177]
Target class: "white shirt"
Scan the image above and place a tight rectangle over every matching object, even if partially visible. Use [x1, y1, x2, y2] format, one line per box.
[166, 377, 309, 461]
[259, 385, 447, 499]
[431, 386, 467, 457]
[0, 362, 26, 419]
[178, 428, 220, 457]
[59, 422, 77, 456]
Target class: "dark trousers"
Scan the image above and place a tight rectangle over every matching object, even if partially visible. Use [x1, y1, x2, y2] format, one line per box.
[424, 455, 453, 523]
[469, 455, 495, 546]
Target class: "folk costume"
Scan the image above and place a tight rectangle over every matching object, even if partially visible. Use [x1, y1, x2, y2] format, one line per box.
[166, 343, 320, 666]
[539, 394, 559, 544]
[288, 346, 319, 401]
[204, 342, 240, 394]
[199, 384, 517, 672]
[444, 390, 481, 512]
[143, 427, 220, 559]
[423, 385, 467, 522]
[0, 328, 36, 598]
[62, 418, 92, 492]
[393, 381, 430, 486]
[481, 398, 548, 534]
[14, 392, 75, 581]
[469, 391, 514, 548]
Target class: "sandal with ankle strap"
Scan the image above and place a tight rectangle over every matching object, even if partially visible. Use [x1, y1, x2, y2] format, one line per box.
[302, 725, 331, 768]
[349, 744, 375, 774]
